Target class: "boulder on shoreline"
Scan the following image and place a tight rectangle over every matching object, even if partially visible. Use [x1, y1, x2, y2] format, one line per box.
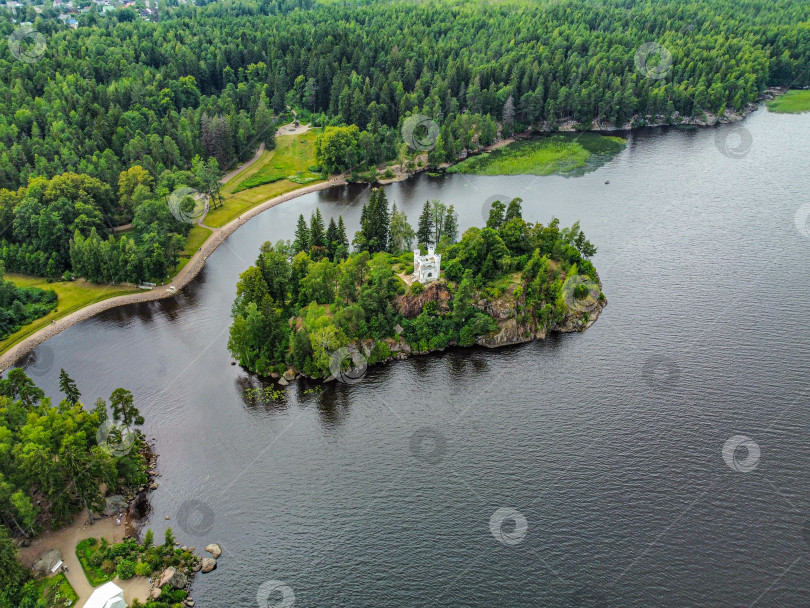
[103, 495, 128, 516]
[201, 557, 217, 573]
[205, 543, 222, 558]
[159, 567, 188, 589]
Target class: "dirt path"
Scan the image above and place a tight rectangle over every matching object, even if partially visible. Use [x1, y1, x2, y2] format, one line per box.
[18, 510, 150, 608]
[219, 142, 266, 184]
[0, 177, 347, 372]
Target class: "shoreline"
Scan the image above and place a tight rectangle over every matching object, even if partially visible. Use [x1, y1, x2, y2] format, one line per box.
[0, 92, 786, 371]
[0, 177, 346, 372]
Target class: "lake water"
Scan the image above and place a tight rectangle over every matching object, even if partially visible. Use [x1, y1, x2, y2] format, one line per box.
[19, 107, 810, 607]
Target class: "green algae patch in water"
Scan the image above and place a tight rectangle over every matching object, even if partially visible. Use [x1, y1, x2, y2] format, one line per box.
[446, 133, 626, 177]
[767, 90, 810, 114]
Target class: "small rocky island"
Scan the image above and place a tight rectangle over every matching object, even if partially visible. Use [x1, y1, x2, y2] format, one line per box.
[228, 190, 605, 380]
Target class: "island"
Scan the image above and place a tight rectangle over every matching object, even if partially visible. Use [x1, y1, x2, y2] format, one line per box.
[228, 189, 605, 380]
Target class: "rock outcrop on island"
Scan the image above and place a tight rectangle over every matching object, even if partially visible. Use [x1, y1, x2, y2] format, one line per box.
[159, 566, 189, 589]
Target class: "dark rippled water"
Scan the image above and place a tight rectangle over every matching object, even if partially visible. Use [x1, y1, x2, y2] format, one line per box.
[19, 107, 810, 607]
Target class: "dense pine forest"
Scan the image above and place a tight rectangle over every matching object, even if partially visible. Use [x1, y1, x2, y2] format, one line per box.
[0, 0, 808, 283]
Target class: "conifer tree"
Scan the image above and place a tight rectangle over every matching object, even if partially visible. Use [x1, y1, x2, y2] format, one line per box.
[293, 214, 309, 253]
[336, 216, 350, 260]
[443, 205, 459, 244]
[416, 200, 433, 248]
[326, 217, 339, 260]
[58, 369, 81, 404]
[310, 209, 326, 249]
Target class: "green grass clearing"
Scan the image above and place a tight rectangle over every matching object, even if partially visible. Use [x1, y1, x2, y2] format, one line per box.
[205, 131, 325, 228]
[767, 90, 810, 114]
[182, 225, 212, 256]
[446, 133, 626, 177]
[231, 131, 322, 193]
[0, 274, 140, 355]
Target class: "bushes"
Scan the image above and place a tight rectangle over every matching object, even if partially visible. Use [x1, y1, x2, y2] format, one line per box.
[134, 562, 151, 577]
[573, 283, 589, 299]
[117, 559, 136, 580]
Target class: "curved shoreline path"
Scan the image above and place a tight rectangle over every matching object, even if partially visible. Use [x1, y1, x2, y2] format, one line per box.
[0, 177, 346, 372]
[219, 142, 265, 184]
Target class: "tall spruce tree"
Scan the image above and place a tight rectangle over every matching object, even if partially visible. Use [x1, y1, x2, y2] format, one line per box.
[417, 200, 434, 247]
[310, 209, 326, 249]
[443, 205, 459, 244]
[326, 217, 339, 260]
[357, 188, 390, 253]
[293, 214, 310, 253]
[58, 368, 81, 404]
[336, 216, 350, 260]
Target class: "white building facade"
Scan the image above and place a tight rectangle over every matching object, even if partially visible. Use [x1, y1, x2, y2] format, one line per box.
[413, 247, 441, 283]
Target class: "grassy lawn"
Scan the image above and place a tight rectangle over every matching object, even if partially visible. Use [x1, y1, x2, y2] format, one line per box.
[205, 131, 325, 228]
[446, 133, 626, 177]
[30, 572, 79, 607]
[182, 225, 212, 256]
[76, 538, 113, 587]
[767, 90, 810, 114]
[0, 274, 140, 355]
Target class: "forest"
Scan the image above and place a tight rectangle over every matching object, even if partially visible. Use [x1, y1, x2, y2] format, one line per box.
[228, 190, 601, 377]
[0, 368, 149, 606]
[0, 266, 56, 339]
[0, 0, 807, 285]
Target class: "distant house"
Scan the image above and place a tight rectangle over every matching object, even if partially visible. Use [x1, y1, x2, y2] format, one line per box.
[67, 17, 78, 27]
[86, 582, 127, 608]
